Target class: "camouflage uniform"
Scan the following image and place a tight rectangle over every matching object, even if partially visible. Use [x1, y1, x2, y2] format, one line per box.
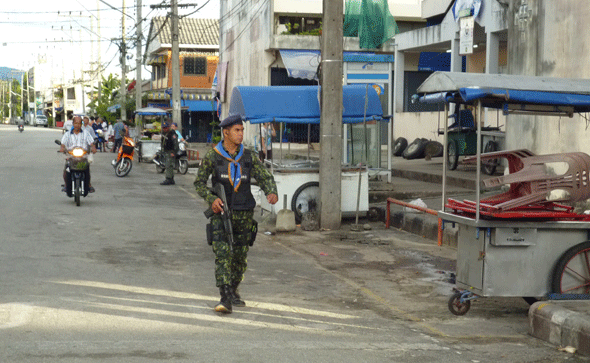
[161, 128, 179, 181]
[194, 147, 277, 287]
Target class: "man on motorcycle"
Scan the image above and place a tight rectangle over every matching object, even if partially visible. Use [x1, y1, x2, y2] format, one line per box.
[59, 116, 97, 193]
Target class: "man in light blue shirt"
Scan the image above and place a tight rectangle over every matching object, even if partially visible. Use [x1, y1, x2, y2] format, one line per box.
[112, 119, 126, 153]
[171, 123, 185, 143]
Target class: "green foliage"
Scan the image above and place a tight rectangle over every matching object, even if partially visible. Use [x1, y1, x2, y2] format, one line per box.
[281, 22, 322, 36]
[86, 74, 128, 122]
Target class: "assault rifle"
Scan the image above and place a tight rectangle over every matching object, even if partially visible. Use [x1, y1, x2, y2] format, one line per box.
[204, 183, 234, 253]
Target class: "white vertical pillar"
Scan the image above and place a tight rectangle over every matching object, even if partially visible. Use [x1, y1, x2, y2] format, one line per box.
[393, 46, 404, 113]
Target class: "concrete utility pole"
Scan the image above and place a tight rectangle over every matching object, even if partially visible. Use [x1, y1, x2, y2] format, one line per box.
[120, 0, 127, 122]
[135, 0, 143, 126]
[319, 0, 344, 230]
[171, 0, 181, 131]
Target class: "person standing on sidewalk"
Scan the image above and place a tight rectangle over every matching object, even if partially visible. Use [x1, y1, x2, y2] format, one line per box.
[194, 114, 278, 314]
[160, 120, 179, 185]
[260, 122, 276, 161]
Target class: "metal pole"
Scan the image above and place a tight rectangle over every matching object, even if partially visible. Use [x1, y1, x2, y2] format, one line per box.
[171, 0, 181, 132]
[136, 0, 143, 132]
[441, 103, 448, 211]
[476, 100, 482, 223]
[120, 0, 127, 121]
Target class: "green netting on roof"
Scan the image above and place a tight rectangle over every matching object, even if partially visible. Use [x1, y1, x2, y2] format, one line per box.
[343, 0, 400, 49]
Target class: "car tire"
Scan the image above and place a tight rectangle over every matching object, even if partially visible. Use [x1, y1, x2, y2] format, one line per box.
[424, 141, 444, 158]
[402, 138, 427, 160]
[392, 137, 408, 156]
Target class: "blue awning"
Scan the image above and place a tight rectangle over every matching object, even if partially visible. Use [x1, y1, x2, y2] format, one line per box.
[181, 99, 215, 112]
[228, 85, 386, 124]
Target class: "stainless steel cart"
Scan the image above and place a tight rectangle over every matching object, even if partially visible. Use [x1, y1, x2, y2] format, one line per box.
[416, 72, 590, 315]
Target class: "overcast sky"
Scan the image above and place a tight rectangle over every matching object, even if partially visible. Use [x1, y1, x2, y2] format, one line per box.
[0, 0, 219, 81]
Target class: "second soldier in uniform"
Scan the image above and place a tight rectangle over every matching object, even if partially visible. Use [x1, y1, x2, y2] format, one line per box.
[160, 120, 179, 185]
[194, 114, 278, 314]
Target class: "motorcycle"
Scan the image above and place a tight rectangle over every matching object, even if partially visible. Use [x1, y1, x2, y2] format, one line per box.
[95, 129, 106, 152]
[111, 135, 135, 177]
[18, 124, 24, 132]
[153, 141, 189, 175]
[55, 140, 90, 207]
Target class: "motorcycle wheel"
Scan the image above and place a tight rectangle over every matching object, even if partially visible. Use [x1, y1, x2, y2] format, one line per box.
[178, 159, 188, 175]
[115, 158, 132, 177]
[74, 178, 81, 206]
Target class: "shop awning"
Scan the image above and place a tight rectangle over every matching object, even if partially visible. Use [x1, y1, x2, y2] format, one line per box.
[147, 54, 168, 65]
[278, 50, 395, 80]
[228, 85, 386, 124]
[181, 99, 215, 112]
[135, 107, 168, 116]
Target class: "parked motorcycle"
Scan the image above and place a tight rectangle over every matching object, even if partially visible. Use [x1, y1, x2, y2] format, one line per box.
[111, 135, 135, 177]
[55, 140, 90, 206]
[153, 141, 188, 175]
[18, 124, 24, 132]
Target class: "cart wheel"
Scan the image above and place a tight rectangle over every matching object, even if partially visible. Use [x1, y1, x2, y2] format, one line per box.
[551, 241, 590, 294]
[448, 292, 471, 315]
[447, 140, 459, 170]
[482, 140, 499, 175]
[291, 182, 320, 224]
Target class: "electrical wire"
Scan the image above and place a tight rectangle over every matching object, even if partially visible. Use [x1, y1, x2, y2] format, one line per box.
[222, 0, 270, 53]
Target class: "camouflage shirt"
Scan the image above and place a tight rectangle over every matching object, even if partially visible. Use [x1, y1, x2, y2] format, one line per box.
[194, 145, 277, 207]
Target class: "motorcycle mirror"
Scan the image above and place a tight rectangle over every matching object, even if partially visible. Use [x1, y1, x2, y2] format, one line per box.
[54, 140, 61, 145]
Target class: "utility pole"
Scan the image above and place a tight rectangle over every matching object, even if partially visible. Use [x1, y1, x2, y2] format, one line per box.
[171, 0, 181, 131]
[120, 0, 127, 122]
[135, 0, 143, 128]
[319, 0, 344, 230]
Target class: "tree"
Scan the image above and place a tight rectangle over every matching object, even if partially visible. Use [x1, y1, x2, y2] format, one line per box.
[87, 74, 121, 123]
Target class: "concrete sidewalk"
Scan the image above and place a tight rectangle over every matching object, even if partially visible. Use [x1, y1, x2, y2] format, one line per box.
[387, 155, 590, 357]
[186, 142, 590, 356]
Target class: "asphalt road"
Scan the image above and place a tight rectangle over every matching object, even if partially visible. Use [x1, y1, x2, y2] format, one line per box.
[0, 124, 587, 362]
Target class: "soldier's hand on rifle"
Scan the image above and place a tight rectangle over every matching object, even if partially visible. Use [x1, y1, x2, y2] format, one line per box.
[267, 193, 278, 205]
[212, 197, 224, 214]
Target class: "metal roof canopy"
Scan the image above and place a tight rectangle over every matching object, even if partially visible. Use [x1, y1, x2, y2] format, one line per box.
[417, 72, 590, 116]
[416, 71, 590, 223]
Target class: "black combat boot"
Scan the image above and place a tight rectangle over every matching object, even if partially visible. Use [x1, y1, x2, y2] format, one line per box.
[160, 178, 175, 185]
[214, 285, 232, 314]
[229, 282, 245, 307]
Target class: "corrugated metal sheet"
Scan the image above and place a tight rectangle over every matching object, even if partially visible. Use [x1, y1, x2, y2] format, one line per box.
[151, 17, 219, 46]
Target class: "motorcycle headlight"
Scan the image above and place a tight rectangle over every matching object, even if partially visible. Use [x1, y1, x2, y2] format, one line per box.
[72, 148, 86, 157]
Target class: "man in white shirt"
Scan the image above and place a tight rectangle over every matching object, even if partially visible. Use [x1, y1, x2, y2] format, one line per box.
[62, 114, 74, 133]
[59, 116, 97, 193]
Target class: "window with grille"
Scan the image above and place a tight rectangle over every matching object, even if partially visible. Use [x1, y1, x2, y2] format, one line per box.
[184, 57, 207, 76]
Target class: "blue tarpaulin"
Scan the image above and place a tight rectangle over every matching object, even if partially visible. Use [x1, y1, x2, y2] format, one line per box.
[228, 85, 386, 124]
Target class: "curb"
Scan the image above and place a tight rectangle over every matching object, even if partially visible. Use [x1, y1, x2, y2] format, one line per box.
[529, 301, 590, 356]
[385, 210, 458, 247]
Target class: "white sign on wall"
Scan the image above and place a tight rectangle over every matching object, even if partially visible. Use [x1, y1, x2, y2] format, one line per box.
[460, 16, 474, 55]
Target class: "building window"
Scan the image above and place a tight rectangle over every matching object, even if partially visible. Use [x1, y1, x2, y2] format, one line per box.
[184, 57, 207, 76]
[67, 87, 75, 100]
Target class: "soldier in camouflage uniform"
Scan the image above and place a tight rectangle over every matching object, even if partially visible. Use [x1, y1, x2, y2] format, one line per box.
[160, 119, 179, 185]
[194, 114, 278, 314]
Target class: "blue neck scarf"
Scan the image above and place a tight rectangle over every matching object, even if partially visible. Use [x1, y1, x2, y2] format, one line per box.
[214, 141, 244, 192]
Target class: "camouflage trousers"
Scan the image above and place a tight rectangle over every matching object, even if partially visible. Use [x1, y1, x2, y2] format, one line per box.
[164, 152, 175, 180]
[211, 210, 256, 287]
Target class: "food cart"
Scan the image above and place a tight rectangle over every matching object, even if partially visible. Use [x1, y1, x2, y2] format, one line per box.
[417, 72, 590, 315]
[134, 107, 169, 162]
[228, 85, 388, 222]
